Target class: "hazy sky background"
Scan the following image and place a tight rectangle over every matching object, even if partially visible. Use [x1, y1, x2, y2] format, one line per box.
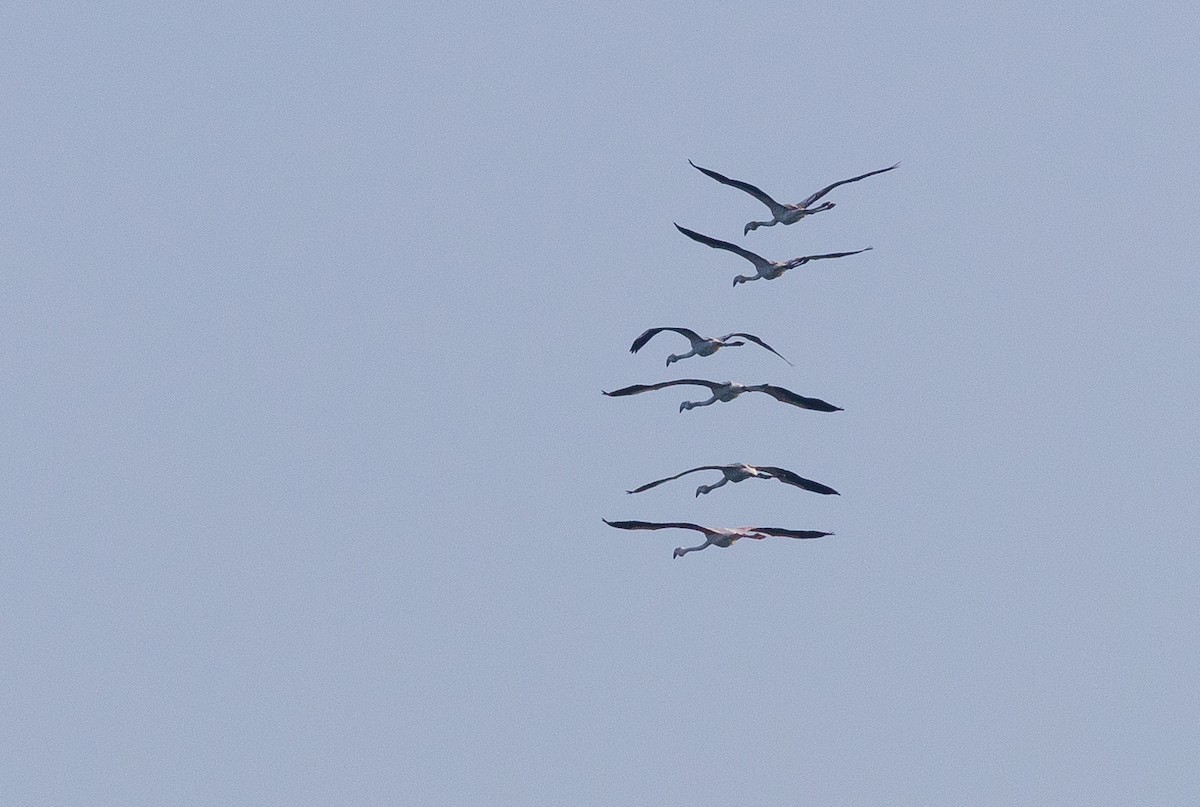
[3, 2, 1198, 804]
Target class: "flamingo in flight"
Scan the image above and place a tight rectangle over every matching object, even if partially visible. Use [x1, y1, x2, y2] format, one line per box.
[627, 463, 839, 497]
[629, 327, 792, 366]
[689, 159, 899, 234]
[603, 519, 833, 558]
[675, 224, 870, 286]
[602, 378, 841, 413]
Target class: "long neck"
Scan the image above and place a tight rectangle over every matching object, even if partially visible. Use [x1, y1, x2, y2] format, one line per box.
[674, 538, 713, 557]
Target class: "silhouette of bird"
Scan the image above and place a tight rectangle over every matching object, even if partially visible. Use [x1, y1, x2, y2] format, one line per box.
[602, 378, 841, 412]
[629, 327, 791, 366]
[603, 519, 833, 558]
[627, 463, 839, 497]
[675, 224, 870, 286]
[688, 159, 899, 234]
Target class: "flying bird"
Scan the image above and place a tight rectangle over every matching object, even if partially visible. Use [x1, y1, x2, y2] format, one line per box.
[630, 327, 792, 366]
[603, 518, 833, 558]
[675, 224, 871, 286]
[689, 159, 899, 234]
[602, 378, 841, 412]
[627, 463, 839, 497]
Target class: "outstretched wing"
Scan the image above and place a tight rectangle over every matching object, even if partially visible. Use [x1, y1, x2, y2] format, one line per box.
[754, 384, 843, 412]
[784, 247, 872, 270]
[675, 224, 770, 268]
[756, 466, 840, 496]
[688, 160, 785, 215]
[603, 519, 709, 534]
[800, 163, 899, 208]
[747, 527, 834, 540]
[604, 379, 721, 397]
[630, 327, 702, 354]
[722, 332, 792, 366]
[626, 465, 728, 494]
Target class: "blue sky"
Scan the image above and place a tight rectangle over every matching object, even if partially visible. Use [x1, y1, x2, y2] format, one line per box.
[3, 2, 1198, 804]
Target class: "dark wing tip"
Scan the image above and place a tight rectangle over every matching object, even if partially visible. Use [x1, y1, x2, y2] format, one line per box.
[761, 385, 843, 411]
[761, 466, 840, 496]
[629, 328, 663, 354]
[752, 527, 835, 540]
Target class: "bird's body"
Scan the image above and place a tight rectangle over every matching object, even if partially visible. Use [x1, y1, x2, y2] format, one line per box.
[675, 224, 870, 286]
[630, 327, 792, 366]
[627, 463, 839, 497]
[602, 378, 841, 413]
[603, 518, 833, 558]
[689, 160, 899, 234]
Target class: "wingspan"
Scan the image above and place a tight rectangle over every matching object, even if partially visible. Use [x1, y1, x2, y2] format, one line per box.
[626, 465, 726, 494]
[757, 466, 840, 496]
[801, 163, 899, 208]
[746, 527, 834, 540]
[784, 247, 872, 270]
[604, 379, 721, 397]
[755, 384, 842, 412]
[722, 333, 792, 365]
[688, 160, 785, 215]
[675, 224, 770, 268]
[630, 327, 702, 354]
[603, 519, 709, 534]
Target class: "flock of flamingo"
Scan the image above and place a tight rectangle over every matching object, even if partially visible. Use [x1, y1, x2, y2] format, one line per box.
[603, 158, 897, 558]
